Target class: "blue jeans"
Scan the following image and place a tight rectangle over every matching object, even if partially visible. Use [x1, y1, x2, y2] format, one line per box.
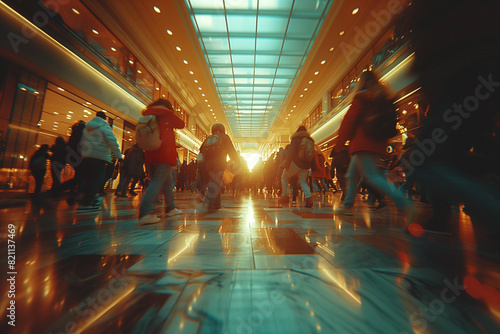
[344, 152, 410, 210]
[281, 162, 311, 198]
[139, 163, 175, 217]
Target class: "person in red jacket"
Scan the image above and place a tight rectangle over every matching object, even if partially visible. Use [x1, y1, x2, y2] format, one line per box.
[332, 71, 415, 227]
[138, 99, 185, 224]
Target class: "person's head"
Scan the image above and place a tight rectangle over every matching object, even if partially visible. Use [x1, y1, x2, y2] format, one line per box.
[357, 70, 380, 92]
[149, 98, 173, 110]
[40, 144, 49, 152]
[55, 136, 65, 145]
[96, 111, 107, 120]
[296, 125, 307, 133]
[211, 123, 225, 134]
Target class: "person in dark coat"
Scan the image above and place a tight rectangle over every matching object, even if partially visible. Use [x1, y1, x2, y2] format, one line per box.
[49, 136, 67, 192]
[279, 126, 314, 208]
[199, 123, 239, 212]
[28, 144, 50, 196]
[118, 144, 145, 196]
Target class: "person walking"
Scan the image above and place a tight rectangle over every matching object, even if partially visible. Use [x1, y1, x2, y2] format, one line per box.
[78, 112, 123, 212]
[118, 144, 145, 197]
[49, 136, 67, 193]
[138, 99, 185, 224]
[198, 123, 239, 213]
[332, 71, 416, 227]
[28, 144, 50, 197]
[279, 125, 315, 208]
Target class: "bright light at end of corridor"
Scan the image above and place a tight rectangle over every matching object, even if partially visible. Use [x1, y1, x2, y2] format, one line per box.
[241, 153, 261, 171]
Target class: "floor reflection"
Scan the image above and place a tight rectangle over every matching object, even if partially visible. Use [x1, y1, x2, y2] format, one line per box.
[0, 191, 499, 333]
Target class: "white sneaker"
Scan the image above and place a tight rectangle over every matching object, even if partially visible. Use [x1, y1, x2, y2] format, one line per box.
[165, 208, 182, 217]
[137, 214, 161, 225]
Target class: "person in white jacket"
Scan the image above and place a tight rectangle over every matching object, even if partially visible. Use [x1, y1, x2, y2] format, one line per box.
[78, 111, 123, 212]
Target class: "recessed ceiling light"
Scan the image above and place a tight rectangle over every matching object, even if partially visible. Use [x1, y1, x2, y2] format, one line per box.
[198, 87, 202, 90]
[111, 47, 116, 51]
[309, 80, 313, 84]
[329, 47, 334, 52]
[205, 99, 208, 102]
[189, 71, 194, 75]
[57, 87, 65, 91]
[300, 94, 304, 98]
[86, 102, 91, 105]
[137, 70, 142, 74]
[304, 88, 308, 91]
[72, 8, 80, 14]
[162, 94, 165, 97]
[53, 112, 59, 115]
[314, 71, 319, 75]
[154, 6, 161, 13]
[92, 29, 99, 35]
[352, 8, 359, 15]
[194, 79, 198, 83]
[176, 46, 181, 51]
[167, 29, 173, 35]
[129, 59, 134, 64]
[208, 104, 211, 107]
[321, 60, 326, 65]
[156, 87, 160, 91]
[183, 60, 188, 64]
[339, 31, 344, 36]
[202, 94, 205, 96]
[68, 111, 73, 114]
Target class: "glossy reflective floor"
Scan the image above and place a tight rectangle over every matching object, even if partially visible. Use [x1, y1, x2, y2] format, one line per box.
[1, 190, 499, 334]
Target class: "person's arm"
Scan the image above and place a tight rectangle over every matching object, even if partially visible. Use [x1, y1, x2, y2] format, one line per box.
[165, 111, 185, 129]
[335, 96, 363, 151]
[102, 126, 124, 160]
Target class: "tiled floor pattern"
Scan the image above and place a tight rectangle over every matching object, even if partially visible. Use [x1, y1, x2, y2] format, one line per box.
[0, 191, 499, 333]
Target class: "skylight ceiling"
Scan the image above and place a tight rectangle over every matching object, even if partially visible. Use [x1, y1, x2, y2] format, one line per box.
[185, 0, 333, 138]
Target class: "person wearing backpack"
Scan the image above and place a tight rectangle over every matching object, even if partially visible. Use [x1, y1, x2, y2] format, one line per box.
[279, 125, 314, 208]
[198, 123, 239, 213]
[138, 99, 185, 224]
[332, 71, 416, 226]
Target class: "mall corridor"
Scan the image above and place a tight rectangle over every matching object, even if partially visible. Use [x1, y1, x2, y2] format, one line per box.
[1, 190, 499, 333]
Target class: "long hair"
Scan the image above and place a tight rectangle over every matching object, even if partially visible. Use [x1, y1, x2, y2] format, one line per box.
[355, 71, 389, 101]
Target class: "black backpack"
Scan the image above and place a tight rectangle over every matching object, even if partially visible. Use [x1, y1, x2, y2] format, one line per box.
[201, 134, 223, 158]
[297, 137, 315, 164]
[362, 98, 398, 140]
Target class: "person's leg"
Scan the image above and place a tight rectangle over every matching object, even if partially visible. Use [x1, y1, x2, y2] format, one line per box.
[162, 165, 176, 212]
[139, 163, 169, 217]
[119, 176, 132, 196]
[81, 158, 107, 206]
[129, 177, 139, 194]
[342, 155, 361, 208]
[296, 167, 311, 199]
[33, 171, 44, 195]
[50, 166, 61, 191]
[114, 172, 125, 195]
[203, 168, 224, 209]
[356, 153, 411, 211]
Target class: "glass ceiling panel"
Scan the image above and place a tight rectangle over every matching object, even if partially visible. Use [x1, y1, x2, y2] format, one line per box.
[186, 0, 333, 138]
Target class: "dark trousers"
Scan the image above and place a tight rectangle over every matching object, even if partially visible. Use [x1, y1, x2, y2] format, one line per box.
[81, 158, 107, 206]
[32, 170, 46, 195]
